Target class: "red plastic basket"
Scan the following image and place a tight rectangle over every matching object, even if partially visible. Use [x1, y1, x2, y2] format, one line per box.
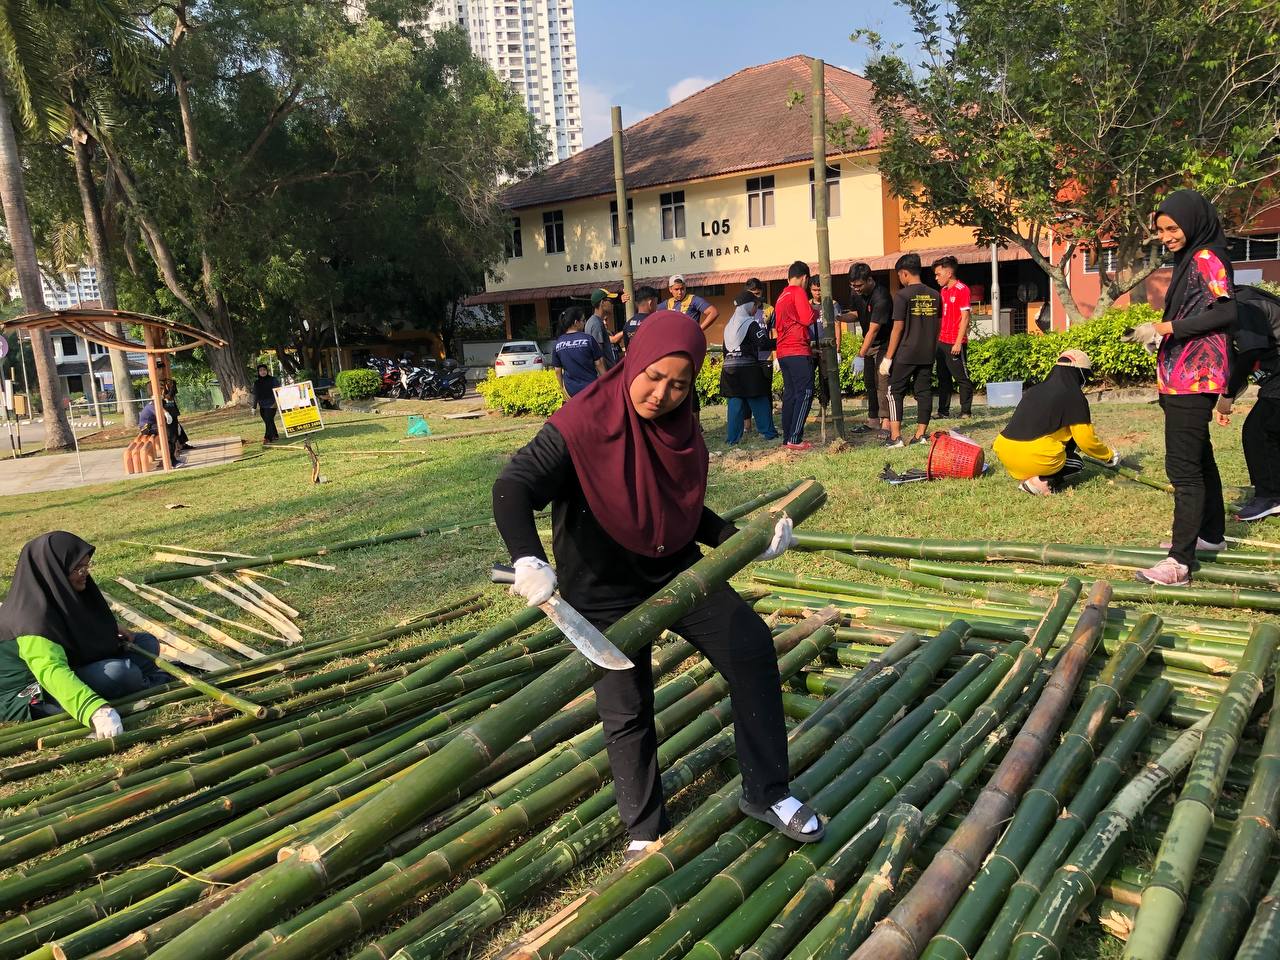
[927, 431, 985, 480]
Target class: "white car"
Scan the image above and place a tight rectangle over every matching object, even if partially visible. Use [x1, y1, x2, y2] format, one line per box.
[493, 340, 546, 378]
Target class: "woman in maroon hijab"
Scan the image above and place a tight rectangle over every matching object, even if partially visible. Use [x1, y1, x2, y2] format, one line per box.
[493, 311, 822, 860]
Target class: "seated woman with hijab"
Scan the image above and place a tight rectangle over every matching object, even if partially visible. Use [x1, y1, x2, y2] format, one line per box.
[992, 349, 1120, 495]
[721, 290, 779, 444]
[493, 311, 823, 863]
[0, 532, 168, 738]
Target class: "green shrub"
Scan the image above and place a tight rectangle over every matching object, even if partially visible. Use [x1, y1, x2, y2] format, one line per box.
[477, 369, 564, 416]
[696, 357, 722, 406]
[335, 368, 380, 400]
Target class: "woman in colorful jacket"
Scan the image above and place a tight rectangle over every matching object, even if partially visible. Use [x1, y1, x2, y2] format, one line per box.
[0, 532, 168, 737]
[993, 349, 1120, 494]
[1137, 189, 1236, 586]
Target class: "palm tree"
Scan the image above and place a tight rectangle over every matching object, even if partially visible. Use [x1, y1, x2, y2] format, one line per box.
[0, 0, 145, 448]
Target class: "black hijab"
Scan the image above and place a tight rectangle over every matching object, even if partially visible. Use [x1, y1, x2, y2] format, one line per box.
[0, 532, 120, 666]
[1002, 364, 1093, 442]
[1157, 189, 1233, 321]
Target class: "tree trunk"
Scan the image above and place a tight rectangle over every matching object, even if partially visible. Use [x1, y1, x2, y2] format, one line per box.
[1013, 233, 1089, 325]
[0, 86, 73, 449]
[72, 125, 137, 425]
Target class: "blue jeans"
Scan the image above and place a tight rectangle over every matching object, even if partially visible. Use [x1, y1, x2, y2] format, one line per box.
[779, 356, 815, 444]
[31, 632, 169, 717]
[726, 396, 778, 444]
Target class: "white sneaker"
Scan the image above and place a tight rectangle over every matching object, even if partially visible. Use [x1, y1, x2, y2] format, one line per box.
[1135, 557, 1190, 586]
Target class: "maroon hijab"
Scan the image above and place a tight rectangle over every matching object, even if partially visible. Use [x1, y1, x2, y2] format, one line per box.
[550, 310, 709, 557]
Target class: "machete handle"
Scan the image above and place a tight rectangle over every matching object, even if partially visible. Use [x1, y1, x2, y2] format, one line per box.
[490, 563, 516, 585]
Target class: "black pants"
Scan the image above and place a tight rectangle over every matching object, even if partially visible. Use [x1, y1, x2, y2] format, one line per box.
[1161, 393, 1226, 567]
[889, 362, 933, 429]
[935, 342, 973, 416]
[1243, 395, 1280, 499]
[587, 585, 789, 840]
[259, 406, 279, 442]
[779, 356, 816, 444]
[1043, 439, 1084, 491]
[863, 345, 887, 421]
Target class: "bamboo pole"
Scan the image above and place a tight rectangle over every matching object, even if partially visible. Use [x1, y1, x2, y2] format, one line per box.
[152, 553, 289, 584]
[811, 56, 844, 438]
[1234, 867, 1280, 960]
[143, 481, 828, 960]
[123, 642, 271, 720]
[1123, 623, 1279, 960]
[196, 576, 302, 643]
[611, 105, 634, 315]
[233, 574, 301, 620]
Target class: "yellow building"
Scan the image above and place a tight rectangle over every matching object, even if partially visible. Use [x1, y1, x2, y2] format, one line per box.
[469, 56, 1042, 340]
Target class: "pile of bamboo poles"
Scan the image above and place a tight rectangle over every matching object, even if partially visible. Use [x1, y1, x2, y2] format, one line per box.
[1, 503, 1278, 960]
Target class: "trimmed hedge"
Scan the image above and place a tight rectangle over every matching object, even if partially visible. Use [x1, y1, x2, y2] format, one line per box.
[335, 368, 380, 400]
[477, 369, 564, 416]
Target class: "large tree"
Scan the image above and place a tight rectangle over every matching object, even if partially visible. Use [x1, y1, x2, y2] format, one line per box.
[859, 0, 1280, 321]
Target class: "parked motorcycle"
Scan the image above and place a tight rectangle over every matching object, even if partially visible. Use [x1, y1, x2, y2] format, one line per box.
[414, 359, 467, 400]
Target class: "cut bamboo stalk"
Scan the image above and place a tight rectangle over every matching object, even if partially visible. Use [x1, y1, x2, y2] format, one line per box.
[115, 578, 265, 660]
[234, 574, 301, 620]
[1123, 623, 1279, 960]
[123, 642, 272, 720]
[1234, 867, 1280, 960]
[152, 553, 289, 584]
[123, 541, 336, 570]
[133, 582, 291, 644]
[1175, 652, 1280, 958]
[105, 597, 232, 671]
[211, 574, 300, 636]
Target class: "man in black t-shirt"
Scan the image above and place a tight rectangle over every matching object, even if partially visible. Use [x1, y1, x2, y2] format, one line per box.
[880, 253, 942, 447]
[849, 262, 893, 433]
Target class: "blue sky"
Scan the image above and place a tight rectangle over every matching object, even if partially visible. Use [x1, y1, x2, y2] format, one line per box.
[574, 0, 918, 148]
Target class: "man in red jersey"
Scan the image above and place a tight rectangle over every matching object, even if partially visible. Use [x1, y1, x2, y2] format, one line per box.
[774, 261, 817, 450]
[933, 255, 973, 418]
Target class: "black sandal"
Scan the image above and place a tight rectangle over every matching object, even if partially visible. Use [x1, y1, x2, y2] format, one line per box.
[739, 797, 826, 842]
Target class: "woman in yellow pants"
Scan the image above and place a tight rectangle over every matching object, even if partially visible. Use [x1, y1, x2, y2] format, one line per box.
[993, 350, 1120, 494]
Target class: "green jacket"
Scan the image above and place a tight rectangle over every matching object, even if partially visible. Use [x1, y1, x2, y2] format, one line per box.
[0, 636, 107, 724]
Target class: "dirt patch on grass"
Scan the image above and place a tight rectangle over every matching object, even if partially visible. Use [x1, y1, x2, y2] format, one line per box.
[720, 446, 794, 472]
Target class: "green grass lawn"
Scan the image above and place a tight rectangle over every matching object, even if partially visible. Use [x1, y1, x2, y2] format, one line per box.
[1, 393, 1269, 959]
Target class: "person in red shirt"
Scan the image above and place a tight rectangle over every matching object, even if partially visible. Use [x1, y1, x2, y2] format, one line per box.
[774, 261, 817, 450]
[933, 256, 973, 418]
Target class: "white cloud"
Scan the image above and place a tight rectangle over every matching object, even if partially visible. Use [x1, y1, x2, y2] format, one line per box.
[579, 83, 653, 150]
[666, 75, 713, 105]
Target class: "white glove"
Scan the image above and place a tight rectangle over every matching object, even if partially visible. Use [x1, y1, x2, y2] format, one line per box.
[511, 556, 557, 606]
[853, 356, 866, 375]
[1105, 452, 1122, 467]
[90, 706, 124, 740]
[878, 356, 893, 377]
[758, 517, 795, 562]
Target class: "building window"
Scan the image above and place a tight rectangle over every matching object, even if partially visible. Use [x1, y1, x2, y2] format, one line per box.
[809, 164, 841, 219]
[66, 374, 84, 395]
[610, 198, 634, 246]
[1082, 247, 1120, 274]
[89, 341, 107, 356]
[747, 176, 775, 228]
[506, 217, 523, 259]
[1228, 233, 1280, 263]
[543, 210, 565, 254]
[660, 190, 686, 240]
[59, 335, 79, 357]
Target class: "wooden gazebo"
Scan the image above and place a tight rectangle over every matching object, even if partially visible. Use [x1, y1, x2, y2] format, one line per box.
[0, 309, 228, 471]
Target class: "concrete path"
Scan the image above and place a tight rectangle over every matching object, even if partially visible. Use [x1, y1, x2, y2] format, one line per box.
[0, 436, 244, 497]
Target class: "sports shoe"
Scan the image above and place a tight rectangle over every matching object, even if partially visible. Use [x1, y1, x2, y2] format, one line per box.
[1158, 537, 1227, 551]
[934, 410, 951, 419]
[623, 840, 657, 866]
[1019, 478, 1052, 496]
[910, 435, 930, 446]
[883, 437, 905, 448]
[1135, 557, 1190, 586]
[785, 441, 813, 451]
[1236, 497, 1280, 523]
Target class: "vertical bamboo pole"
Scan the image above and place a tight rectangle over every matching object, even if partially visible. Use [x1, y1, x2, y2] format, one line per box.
[811, 57, 844, 438]
[143, 326, 173, 470]
[611, 106, 635, 321]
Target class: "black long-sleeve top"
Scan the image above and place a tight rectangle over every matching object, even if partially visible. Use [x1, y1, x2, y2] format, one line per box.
[492, 423, 734, 617]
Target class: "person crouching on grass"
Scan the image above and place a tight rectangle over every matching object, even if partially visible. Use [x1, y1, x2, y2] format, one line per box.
[993, 350, 1120, 494]
[880, 253, 941, 447]
[1136, 189, 1235, 587]
[491, 311, 824, 864]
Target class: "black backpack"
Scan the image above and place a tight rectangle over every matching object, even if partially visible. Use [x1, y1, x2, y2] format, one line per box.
[1233, 284, 1280, 355]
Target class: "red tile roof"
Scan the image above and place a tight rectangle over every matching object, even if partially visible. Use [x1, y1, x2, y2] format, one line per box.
[500, 56, 883, 211]
[466, 244, 1031, 305]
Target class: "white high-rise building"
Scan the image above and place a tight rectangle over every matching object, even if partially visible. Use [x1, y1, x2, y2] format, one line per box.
[425, 1, 582, 162]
